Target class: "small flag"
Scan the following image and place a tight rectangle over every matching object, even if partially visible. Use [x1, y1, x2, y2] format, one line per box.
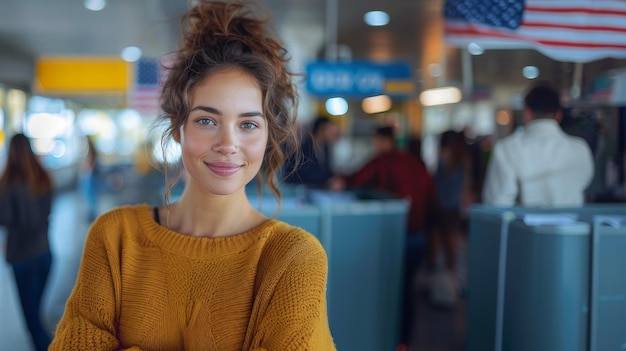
[444, 0, 626, 63]
[129, 58, 162, 113]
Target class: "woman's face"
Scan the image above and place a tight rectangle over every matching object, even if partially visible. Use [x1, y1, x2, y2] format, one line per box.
[178, 68, 267, 196]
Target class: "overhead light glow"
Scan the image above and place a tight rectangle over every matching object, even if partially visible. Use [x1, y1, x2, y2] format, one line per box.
[496, 110, 511, 125]
[33, 138, 55, 155]
[468, 42, 484, 55]
[26, 113, 69, 139]
[523, 66, 540, 79]
[325, 97, 349, 116]
[419, 87, 462, 107]
[364, 11, 390, 26]
[121, 46, 142, 62]
[119, 109, 142, 129]
[362, 95, 392, 114]
[84, 0, 106, 11]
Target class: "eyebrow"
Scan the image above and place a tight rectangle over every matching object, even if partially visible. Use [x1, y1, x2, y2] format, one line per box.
[190, 105, 264, 118]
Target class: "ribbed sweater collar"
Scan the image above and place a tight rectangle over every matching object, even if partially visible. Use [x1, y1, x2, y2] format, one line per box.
[132, 204, 276, 259]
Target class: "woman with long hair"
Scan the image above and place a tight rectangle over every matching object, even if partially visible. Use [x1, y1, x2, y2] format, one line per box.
[428, 130, 471, 306]
[0, 133, 53, 351]
[50, 1, 335, 350]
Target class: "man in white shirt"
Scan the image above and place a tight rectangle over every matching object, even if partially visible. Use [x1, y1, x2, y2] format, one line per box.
[483, 83, 594, 207]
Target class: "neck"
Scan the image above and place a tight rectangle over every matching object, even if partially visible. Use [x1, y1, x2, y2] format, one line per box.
[166, 182, 264, 238]
[528, 118, 558, 126]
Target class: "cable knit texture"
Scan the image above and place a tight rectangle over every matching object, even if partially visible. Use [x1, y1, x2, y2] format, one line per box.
[50, 204, 335, 351]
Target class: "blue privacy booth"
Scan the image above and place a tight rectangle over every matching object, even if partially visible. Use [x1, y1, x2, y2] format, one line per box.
[590, 216, 626, 351]
[250, 186, 409, 351]
[467, 205, 626, 351]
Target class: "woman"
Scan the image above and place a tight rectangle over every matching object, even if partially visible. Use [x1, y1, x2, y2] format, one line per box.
[50, 1, 335, 350]
[0, 133, 54, 351]
[78, 136, 99, 221]
[428, 130, 471, 306]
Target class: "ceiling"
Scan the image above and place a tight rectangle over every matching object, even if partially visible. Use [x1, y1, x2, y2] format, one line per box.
[1, 0, 625, 108]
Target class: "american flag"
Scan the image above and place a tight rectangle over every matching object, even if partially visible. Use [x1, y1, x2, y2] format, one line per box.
[444, 0, 626, 63]
[129, 58, 162, 113]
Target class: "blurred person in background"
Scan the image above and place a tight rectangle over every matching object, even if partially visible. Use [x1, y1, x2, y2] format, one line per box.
[407, 136, 426, 167]
[78, 135, 99, 221]
[423, 130, 471, 307]
[342, 126, 435, 350]
[49, 1, 335, 350]
[0, 133, 53, 351]
[283, 116, 341, 188]
[483, 81, 594, 207]
[133, 141, 156, 177]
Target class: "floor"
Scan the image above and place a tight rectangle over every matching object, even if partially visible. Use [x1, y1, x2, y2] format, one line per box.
[0, 169, 467, 351]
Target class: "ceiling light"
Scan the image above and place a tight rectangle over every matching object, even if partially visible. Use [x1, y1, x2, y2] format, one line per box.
[121, 46, 142, 62]
[467, 42, 484, 55]
[325, 97, 348, 116]
[523, 66, 540, 79]
[419, 87, 462, 107]
[496, 110, 511, 125]
[84, 0, 106, 11]
[26, 113, 68, 139]
[362, 95, 392, 114]
[364, 11, 390, 26]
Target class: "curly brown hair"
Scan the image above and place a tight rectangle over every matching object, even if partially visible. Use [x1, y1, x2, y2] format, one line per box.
[159, 0, 299, 204]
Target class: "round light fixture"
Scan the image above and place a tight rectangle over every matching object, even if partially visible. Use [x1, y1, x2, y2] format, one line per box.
[84, 0, 106, 11]
[496, 110, 511, 125]
[523, 66, 540, 79]
[364, 11, 390, 26]
[362, 95, 392, 114]
[121, 46, 142, 62]
[325, 97, 349, 116]
[467, 42, 484, 55]
[419, 87, 462, 107]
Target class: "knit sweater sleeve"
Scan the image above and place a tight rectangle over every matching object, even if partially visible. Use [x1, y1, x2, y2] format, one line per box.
[248, 232, 336, 351]
[50, 210, 140, 351]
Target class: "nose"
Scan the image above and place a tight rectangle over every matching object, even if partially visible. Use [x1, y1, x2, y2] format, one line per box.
[212, 126, 238, 155]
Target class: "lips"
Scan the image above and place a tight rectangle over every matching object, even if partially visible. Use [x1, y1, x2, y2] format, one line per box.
[206, 162, 242, 177]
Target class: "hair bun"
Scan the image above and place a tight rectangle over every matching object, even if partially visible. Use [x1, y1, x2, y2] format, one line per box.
[180, 1, 276, 58]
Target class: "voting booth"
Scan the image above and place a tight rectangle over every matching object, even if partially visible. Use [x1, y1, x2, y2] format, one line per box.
[467, 205, 626, 351]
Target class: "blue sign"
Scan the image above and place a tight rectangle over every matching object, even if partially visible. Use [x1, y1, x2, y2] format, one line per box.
[305, 61, 415, 98]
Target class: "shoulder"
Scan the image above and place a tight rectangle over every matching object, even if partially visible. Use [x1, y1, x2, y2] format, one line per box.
[87, 204, 151, 245]
[562, 134, 594, 167]
[267, 221, 325, 257]
[492, 132, 523, 157]
[496, 132, 521, 149]
[261, 220, 327, 267]
[363, 153, 388, 168]
[563, 133, 591, 151]
[92, 204, 148, 228]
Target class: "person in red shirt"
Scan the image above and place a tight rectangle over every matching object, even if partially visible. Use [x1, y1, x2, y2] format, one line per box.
[344, 126, 435, 349]
[346, 126, 435, 234]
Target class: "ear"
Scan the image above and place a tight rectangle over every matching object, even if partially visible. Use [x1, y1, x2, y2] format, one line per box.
[172, 126, 181, 143]
[554, 110, 563, 123]
[522, 107, 533, 124]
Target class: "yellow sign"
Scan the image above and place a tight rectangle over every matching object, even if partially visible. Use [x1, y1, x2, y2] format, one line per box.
[34, 57, 129, 94]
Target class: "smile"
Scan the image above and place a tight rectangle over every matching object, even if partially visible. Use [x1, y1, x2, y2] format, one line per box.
[206, 162, 243, 177]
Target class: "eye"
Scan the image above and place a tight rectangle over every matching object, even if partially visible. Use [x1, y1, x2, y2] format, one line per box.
[196, 118, 216, 126]
[241, 121, 259, 130]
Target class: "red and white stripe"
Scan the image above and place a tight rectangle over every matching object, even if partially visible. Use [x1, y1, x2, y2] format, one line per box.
[129, 86, 161, 113]
[444, 0, 626, 62]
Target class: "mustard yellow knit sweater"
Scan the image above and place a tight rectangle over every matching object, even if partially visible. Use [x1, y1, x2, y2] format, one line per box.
[50, 205, 335, 350]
